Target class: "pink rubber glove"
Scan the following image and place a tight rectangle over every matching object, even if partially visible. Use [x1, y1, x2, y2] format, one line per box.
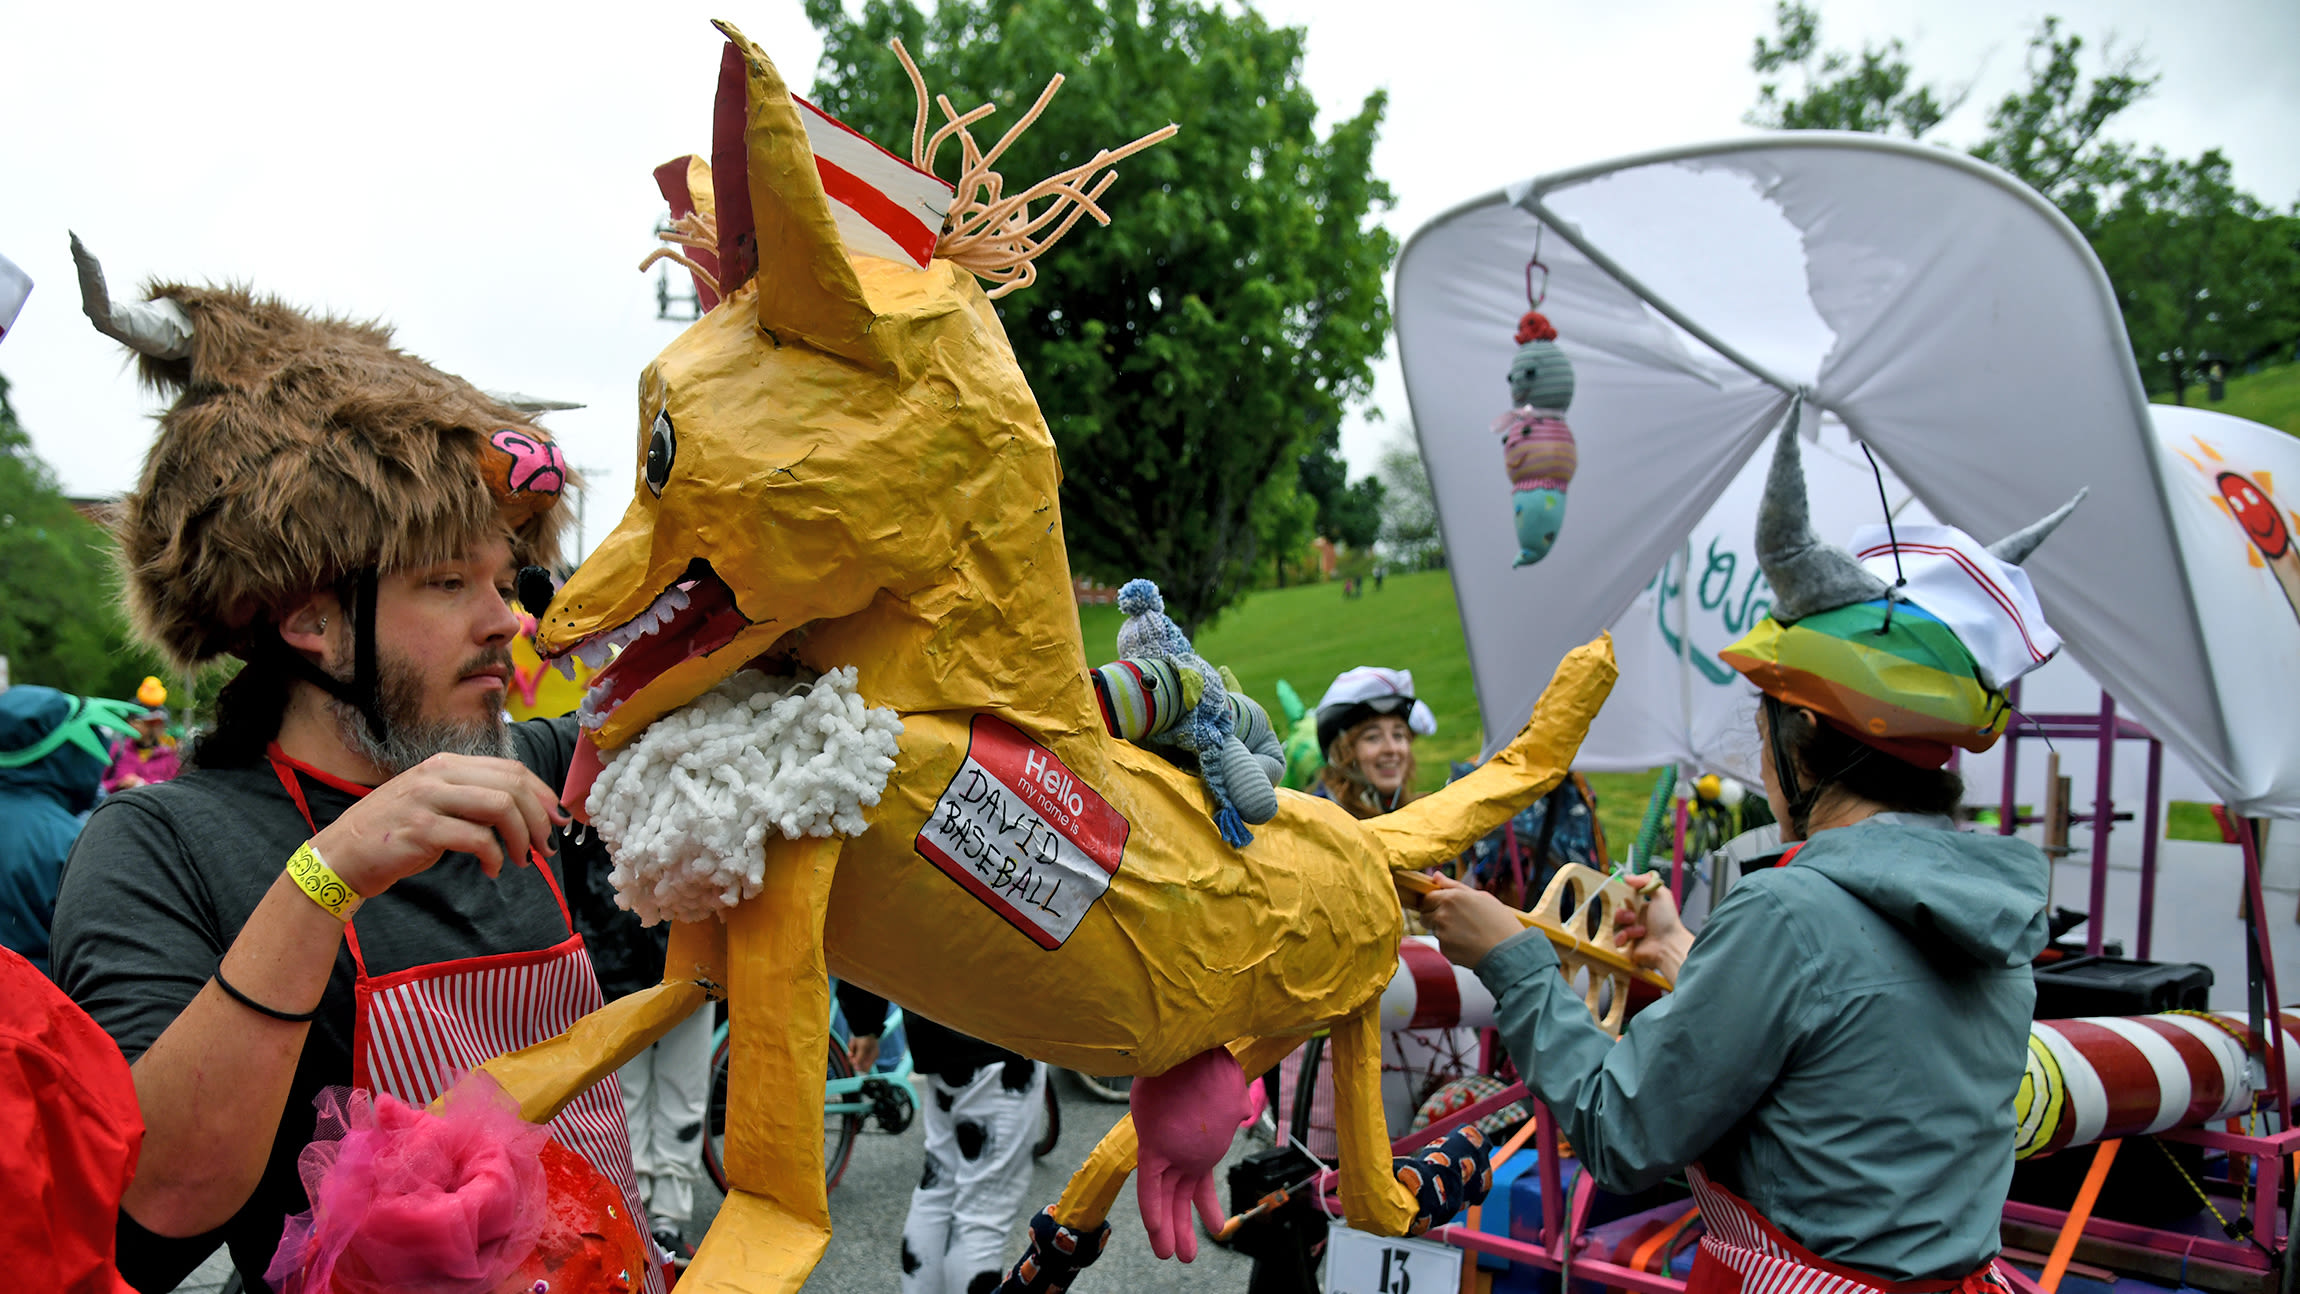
[1130, 1047, 1247, 1262]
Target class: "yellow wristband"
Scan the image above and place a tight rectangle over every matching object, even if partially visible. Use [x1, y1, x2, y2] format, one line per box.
[285, 840, 364, 921]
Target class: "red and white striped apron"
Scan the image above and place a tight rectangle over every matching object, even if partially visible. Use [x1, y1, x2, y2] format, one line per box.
[1684, 1164, 2013, 1294]
[269, 749, 664, 1294]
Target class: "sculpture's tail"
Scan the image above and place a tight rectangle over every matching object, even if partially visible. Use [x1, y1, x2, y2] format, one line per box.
[1361, 634, 1617, 875]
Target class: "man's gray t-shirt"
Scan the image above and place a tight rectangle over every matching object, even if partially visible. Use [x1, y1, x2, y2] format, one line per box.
[51, 718, 585, 1293]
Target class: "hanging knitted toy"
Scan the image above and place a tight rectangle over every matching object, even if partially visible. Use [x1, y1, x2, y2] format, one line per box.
[1108, 580, 1280, 846]
[1493, 301, 1578, 567]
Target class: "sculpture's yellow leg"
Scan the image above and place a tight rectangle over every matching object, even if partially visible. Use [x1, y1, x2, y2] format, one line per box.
[683, 836, 842, 1293]
[1050, 1034, 1303, 1231]
[474, 917, 727, 1122]
[1328, 1006, 1418, 1235]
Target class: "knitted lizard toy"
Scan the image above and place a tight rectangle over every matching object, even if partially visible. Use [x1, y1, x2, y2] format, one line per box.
[1106, 579, 1283, 845]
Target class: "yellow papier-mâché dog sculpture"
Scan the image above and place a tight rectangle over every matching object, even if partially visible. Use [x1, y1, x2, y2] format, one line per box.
[476, 23, 1619, 1291]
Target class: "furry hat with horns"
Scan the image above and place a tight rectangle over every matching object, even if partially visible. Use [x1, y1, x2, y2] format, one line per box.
[75, 236, 575, 668]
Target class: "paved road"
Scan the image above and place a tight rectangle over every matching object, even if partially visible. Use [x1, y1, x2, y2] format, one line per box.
[697, 1069, 1264, 1293]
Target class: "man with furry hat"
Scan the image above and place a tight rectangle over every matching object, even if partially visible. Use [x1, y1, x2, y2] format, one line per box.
[49, 240, 662, 1293]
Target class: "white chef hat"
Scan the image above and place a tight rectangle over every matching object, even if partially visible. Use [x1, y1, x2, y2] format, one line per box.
[1315, 666, 1438, 752]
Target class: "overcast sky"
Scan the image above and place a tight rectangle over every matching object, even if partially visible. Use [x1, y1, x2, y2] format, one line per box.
[3, 0, 2292, 560]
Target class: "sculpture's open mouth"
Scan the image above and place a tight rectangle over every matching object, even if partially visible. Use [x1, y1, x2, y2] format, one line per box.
[544, 558, 754, 819]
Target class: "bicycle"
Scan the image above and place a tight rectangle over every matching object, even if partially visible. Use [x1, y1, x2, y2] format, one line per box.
[703, 999, 1060, 1195]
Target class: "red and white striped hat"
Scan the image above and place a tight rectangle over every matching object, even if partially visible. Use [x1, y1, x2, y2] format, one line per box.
[793, 94, 954, 271]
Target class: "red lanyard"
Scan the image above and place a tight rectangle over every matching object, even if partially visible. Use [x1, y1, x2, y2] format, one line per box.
[263, 744, 571, 954]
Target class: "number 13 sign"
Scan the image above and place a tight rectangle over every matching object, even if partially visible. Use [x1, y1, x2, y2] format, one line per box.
[1326, 1226, 1465, 1294]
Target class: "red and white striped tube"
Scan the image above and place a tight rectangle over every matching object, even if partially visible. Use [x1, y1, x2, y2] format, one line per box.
[2016, 1009, 2300, 1158]
[1381, 936, 1496, 1032]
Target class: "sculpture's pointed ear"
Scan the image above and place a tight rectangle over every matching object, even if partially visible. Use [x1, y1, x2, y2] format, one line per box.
[653, 154, 722, 313]
[712, 21, 892, 375]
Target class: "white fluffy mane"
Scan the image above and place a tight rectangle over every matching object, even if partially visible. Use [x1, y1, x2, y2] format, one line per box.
[585, 666, 903, 924]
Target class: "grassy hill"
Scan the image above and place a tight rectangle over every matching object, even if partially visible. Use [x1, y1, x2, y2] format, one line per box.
[1078, 572, 1662, 850]
[2153, 362, 2300, 438]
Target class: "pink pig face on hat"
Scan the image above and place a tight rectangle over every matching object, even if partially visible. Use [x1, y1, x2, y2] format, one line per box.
[482, 428, 568, 528]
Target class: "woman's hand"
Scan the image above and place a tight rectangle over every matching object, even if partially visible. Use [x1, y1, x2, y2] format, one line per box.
[847, 1033, 880, 1075]
[1613, 873, 1695, 981]
[1419, 874, 1531, 970]
[311, 753, 567, 898]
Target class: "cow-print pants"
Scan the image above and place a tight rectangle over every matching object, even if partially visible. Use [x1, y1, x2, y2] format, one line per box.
[903, 1056, 1047, 1294]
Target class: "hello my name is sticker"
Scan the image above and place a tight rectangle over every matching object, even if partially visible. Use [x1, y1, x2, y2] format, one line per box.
[914, 716, 1130, 949]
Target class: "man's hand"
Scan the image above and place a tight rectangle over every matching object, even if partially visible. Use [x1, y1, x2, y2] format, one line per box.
[311, 753, 567, 898]
[1613, 873, 1694, 981]
[847, 1033, 880, 1075]
[1418, 875, 1531, 970]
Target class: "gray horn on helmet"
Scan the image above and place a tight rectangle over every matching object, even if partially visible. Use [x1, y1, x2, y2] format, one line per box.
[69, 233, 193, 360]
[1987, 488, 2090, 565]
[1754, 413, 1889, 624]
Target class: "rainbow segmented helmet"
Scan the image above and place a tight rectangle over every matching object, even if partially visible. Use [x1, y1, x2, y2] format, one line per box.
[1719, 428, 2085, 768]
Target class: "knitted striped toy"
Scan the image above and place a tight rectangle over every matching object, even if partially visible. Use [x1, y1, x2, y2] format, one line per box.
[1494, 310, 1579, 567]
[1111, 579, 1277, 846]
[1090, 657, 1201, 740]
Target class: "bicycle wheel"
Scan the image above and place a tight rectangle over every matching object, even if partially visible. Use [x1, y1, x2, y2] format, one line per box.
[705, 1033, 862, 1195]
[1033, 1071, 1061, 1159]
[1068, 1070, 1133, 1103]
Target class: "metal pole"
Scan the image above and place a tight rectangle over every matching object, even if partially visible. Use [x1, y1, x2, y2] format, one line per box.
[2238, 818, 2289, 1129]
[1999, 680, 2022, 837]
[1536, 1101, 1562, 1248]
[2137, 740, 2163, 961]
[2086, 692, 2115, 957]
[1670, 798, 1688, 903]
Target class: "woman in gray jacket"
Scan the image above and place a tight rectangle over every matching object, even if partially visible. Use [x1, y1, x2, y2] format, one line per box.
[1425, 427, 2084, 1294]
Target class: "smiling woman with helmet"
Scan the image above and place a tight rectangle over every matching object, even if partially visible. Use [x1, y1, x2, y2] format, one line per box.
[1312, 667, 1440, 819]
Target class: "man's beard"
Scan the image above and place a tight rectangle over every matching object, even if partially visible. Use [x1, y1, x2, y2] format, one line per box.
[326, 644, 513, 776]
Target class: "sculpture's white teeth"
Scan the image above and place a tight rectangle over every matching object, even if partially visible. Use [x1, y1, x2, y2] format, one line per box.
[575, 676, 623, 732]
[551, 580, 700, 702]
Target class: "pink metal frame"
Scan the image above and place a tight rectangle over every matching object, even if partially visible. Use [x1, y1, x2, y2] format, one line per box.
[1993, 683, 2166, 958]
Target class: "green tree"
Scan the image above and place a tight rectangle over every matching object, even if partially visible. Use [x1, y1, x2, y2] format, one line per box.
[803, 0, 1396, 633]
[1252, 466, 1317, 588]
[1745, 1, 1962, 138]
[0, 373, 167, 700]
[1969, 17, 2155, 236]
[2093, 152, 2300, 402]
[1376, 429, 1442, 571]
[1298, 424, 1384, 550]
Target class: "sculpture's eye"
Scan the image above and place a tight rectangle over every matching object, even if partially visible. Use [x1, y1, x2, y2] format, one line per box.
[646, 409, 676, 497]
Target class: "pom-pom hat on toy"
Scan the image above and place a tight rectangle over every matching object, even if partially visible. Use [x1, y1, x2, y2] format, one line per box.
[1718, 427, 2086, 766]
[1316, 667, 1438, 755]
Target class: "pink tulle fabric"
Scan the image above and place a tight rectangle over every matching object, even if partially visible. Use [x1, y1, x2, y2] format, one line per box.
[266, 1073, 550, 1294]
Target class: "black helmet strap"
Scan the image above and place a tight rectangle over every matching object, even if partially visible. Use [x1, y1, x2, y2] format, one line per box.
[1764, 694, 1820, 842]
[276, 568, 387, 743]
